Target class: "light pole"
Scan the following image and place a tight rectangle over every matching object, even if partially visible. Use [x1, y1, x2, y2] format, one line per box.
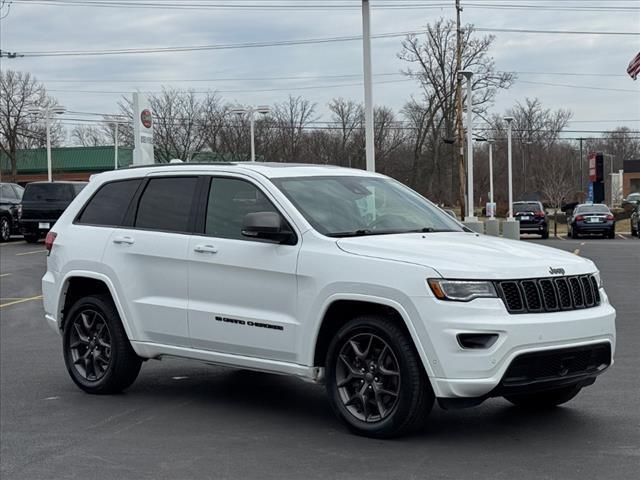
[458, 70, 475, 221]
[231, 105, 270, 162]
[29, 104, 66, 182]
[502, 116, 519, 239]
[362, 0, 375, 172]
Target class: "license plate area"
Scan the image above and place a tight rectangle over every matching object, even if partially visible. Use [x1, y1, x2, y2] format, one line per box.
[38, 222, 50, 229]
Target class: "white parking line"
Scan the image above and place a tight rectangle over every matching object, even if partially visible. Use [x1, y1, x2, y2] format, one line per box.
[0, 273, 11, 278]
[618, 234, 628, 240]
[580, 242, 586, 246]
[15, 250, 46, 256]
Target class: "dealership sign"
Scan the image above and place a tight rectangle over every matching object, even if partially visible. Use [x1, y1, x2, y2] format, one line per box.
[133, 93, 154, 165]
[588, 152, 597, 182]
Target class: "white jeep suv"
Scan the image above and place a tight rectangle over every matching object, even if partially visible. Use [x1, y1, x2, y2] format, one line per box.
[42, 163, 616, 438]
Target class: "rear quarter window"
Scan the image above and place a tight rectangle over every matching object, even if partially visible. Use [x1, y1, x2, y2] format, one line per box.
[76, 179, 142, 227]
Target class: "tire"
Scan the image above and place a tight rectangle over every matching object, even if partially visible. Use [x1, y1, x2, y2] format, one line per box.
[0, 217, 10, 242]
[504, 385, 582, 409]
[325, 315, 434, 438]
[541, 228, 549, 239]
[24, 234, 40, 244]
[607, 229, 615, 239]
[63, 294, 142, 394]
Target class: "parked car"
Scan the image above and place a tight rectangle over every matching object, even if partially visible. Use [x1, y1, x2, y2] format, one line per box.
[42, 164, 615, 438]
[631, 204, 640, 237]
[19, 181, 86, 243]
[621, 192, 640, 210]
[0, 182, 24, 242]
[568, 203, 616, 239]
[513, 201, 549, 238]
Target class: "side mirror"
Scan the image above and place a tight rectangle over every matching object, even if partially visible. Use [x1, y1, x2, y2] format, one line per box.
[241, 212, 296, 245]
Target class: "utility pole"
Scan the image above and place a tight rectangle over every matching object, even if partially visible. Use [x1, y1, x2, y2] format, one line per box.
[579, 137, 585, 194]
[114, 121, 119, 170]
[455, 0, 466, 218]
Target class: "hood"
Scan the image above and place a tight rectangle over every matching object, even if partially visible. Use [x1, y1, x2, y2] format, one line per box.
[336, 232, 595, 279]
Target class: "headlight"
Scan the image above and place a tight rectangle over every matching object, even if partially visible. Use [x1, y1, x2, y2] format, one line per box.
[428, 279, 497, 302]
[593, 271, 602, 288]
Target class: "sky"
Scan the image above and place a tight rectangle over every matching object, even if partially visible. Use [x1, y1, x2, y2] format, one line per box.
[1, 0, 639, 139]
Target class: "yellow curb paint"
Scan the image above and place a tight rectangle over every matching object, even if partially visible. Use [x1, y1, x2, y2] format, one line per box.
[0, 295, 43, 308]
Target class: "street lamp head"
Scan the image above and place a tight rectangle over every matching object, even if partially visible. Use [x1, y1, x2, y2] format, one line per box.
[503, 116, 514, 124]
[458, 70, 473, 79]
[51, 106, 66, 115]
[230, 107, 247, 117]
[255, 105, 271, 115]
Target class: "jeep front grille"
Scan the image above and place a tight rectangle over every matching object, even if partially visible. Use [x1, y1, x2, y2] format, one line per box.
[495, 275, 600, 314]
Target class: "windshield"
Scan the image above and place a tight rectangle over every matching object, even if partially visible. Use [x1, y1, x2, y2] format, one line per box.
[272, 176, 464, 237]
[575, 204, 610, 214]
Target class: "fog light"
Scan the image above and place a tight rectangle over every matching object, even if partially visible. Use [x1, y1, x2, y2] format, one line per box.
[457, 333, 499, 349]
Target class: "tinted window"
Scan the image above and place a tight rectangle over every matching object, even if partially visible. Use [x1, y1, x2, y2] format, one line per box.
[77, 179, 142, 227]
[205, 178, 280, 240]
[575, 204, 610, 214]
[513, 202, 541, 213]
[73, 183, 87, 195]
[1, 184, 18, 202]
[135, 177, 198, 233]
[23, 183, 75, 201]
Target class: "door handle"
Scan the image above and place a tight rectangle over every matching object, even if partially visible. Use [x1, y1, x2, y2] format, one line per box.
[113, 235, 135, 245]
[194, 244, 218, 254]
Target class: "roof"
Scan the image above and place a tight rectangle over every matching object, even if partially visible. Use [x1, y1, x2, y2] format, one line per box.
[26, 180, 88, 185]
[0, 146, 133, 174]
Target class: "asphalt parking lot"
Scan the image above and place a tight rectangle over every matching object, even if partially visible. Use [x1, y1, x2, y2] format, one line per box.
[1, 237, 638, 480]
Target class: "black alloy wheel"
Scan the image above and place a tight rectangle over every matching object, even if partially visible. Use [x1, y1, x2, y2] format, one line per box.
[68, 309, 112, 382]
[335, 333, 401, 423]
[63, 295, 142, 394]
[0, 217, 10, 242]
[326, 315, 434, 438]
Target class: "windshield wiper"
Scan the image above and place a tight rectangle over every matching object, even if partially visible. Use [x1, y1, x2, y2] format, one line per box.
[326, 229, 374, 238]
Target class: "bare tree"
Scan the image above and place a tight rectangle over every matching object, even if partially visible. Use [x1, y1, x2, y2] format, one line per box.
[70, 124, 109, 147]
[399, 18, 515, 210]
[328, 98, 363, 167]
[0, 70, 62, 180]
[269, 95, 317, 162]
[538, 145, 575, 236]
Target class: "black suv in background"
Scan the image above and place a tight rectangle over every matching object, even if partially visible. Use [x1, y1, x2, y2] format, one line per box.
[0, 182, 24, 242]
[513, 201, 548, 238]
[19, 181, 86, 243]
[568, 203, 616, 239]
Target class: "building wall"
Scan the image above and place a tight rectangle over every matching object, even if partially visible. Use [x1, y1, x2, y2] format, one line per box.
[623, 159, 640, 196]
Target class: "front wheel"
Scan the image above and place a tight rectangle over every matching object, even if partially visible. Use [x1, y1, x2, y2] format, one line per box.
[325, 315, 434, 438]
[504, 385, 582, 409]
[24, 233, 40, 244]
[63, 294, 142, 394]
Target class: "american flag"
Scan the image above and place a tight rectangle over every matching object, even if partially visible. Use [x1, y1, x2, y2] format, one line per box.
[628, 52, 640, 80]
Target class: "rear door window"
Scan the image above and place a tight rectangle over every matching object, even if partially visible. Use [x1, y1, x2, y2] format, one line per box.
[134, 177, 198, 233]
[1, 184, 18, 202]
[77, 179, 142, 227]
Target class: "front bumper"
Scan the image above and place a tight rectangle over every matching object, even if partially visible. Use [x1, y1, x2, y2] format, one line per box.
[410, 290, 616, 399]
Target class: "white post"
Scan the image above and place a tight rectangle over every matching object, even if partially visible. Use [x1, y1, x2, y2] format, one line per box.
[464, 73, 475, 220]
[45, 107, 52, 182]
[489, 141, 494, 218]
[362, 0, 375, 172]
[114, 121, 119, 170]
[505, 117, 514, 219]
[250, 109, 256, 162]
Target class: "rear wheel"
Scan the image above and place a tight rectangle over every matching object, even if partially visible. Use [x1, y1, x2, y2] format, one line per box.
[504, 385, 582, 409]
[0, 217, 10, 242]
[325, 315, 434, 438]
[63, 294, 142, 394]
[541, 227, 549, 239]
[24, 233, 40, 243]
[607, 229, 615, 239]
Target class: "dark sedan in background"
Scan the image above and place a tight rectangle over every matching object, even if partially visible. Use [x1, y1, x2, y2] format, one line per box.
[631, 204, 639, 238]
[0, 182, 24, 242]
[568, 203, 616, 239]
[513, 201, 549, 238]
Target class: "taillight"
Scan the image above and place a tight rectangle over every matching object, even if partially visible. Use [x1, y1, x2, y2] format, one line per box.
[535, 211, 545, 218]
[607, 214, 614, 221]
[45, 231, 57, 254]
[576, 215, 584, 221]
